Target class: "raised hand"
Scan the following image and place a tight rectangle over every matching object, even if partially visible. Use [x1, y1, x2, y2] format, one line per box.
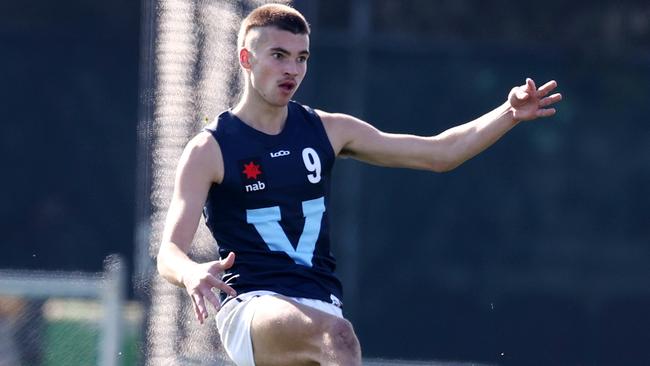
[181, 252, 237, 324]
[508, 78, 563, 122]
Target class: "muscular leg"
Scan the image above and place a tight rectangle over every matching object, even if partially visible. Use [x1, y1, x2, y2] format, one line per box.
[250, 295, 361, 366]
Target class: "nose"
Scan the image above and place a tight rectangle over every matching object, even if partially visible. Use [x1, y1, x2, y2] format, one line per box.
[284, 60, 300, 76]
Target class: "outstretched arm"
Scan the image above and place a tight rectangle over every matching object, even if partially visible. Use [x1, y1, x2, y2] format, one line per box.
[156, 132, 237, 324]
[320, 78, 562, 172]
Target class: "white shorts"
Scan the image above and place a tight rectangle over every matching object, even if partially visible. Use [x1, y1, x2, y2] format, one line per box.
[215, 290, 343, 366]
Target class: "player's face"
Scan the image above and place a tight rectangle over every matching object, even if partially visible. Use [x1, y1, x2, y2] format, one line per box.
[244, 27, 309, 107]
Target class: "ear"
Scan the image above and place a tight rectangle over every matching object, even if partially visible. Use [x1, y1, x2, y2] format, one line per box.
[239, 48, 252, 70]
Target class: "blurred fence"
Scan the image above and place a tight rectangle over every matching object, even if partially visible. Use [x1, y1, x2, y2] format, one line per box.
[0, 255, 136, 366]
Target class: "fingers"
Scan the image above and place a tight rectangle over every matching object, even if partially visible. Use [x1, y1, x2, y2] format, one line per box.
[221, 252, 236, 270]
[203, 287, 222, 313]
[189, 273, 237, 324]
[539, 93, 562, 107]
[526, 77, 536, 93]
[190, 293, 202, 322]
[536, 108, 556, 118]
[191, 291, 208, 324]
[207, 252, 236, 275]
[189, 283, 229, 324]
[206, 273, 237, 298]
[536, 80, 558, 98]
[513, 78, 535, 101]
[185, 254, 239, 324]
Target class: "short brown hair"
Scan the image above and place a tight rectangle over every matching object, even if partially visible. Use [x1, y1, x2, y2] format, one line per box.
[238, 4, 310, 49]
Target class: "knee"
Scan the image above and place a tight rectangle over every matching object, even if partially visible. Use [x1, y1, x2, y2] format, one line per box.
[322, 318, 361, 363]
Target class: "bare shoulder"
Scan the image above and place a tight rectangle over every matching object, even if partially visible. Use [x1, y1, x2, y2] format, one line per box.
[179, 131, 224, 184]
[189, 130, 220, 150]
[315, 109, 357, 126]
[315, 109, 382, 158]
[315, 109, 368, 156]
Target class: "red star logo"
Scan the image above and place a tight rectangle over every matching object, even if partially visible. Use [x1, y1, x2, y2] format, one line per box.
[242, 161, 262, 179]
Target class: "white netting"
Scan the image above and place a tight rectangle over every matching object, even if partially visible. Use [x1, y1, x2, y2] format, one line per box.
[145, 1, 289, 365]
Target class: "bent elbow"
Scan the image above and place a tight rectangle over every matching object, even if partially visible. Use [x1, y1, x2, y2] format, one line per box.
[155, 244, 169, 277]
[155, 249, 177, 285]
[155, 253, 165, 277]
[429, 158, 460, 173]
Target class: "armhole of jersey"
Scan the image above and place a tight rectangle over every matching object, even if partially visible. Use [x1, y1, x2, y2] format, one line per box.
[202, 119, 219, 141]
[300, 104, 336, 162]
[202, 121, 227, 186]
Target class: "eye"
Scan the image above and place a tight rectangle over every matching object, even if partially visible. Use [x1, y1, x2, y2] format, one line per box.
[297, 56, 308, 63]
[272, 52, 284, 59]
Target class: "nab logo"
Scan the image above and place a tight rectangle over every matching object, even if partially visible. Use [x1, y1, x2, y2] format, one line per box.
[270, 150, 290, 158]
[245, 181, 265, 192]
[241, 159, 267, 192]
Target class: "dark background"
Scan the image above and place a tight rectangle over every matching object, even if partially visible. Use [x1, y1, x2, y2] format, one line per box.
[1, 1, 139, 271]
[2, 0, 649, 365]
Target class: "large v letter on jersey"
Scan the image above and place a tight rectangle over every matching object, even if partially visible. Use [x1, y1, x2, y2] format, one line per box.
[246, 197, 325, 267]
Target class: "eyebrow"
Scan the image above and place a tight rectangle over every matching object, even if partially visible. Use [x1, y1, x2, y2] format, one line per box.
[270, 47, 310, 56]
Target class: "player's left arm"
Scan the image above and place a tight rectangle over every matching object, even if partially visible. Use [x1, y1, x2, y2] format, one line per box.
[319, 78, 562, 172]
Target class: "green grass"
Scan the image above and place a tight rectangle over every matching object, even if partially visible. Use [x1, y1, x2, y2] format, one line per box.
[44, 320, 140, 366]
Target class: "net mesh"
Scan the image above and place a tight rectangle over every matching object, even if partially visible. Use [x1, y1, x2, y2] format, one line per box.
[0, 258, 137, 366]
[0, 297, 46, 366]
[144, 0, 288, 364]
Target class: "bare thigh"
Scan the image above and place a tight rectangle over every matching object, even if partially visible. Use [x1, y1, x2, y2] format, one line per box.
[250, 295, 361, 366]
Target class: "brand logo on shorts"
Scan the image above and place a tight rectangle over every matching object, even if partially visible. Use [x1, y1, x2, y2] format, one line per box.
[270, 150, 290, 158]
[330, 294, 342, 308]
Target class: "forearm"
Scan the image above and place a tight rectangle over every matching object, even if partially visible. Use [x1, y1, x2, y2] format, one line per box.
[326, 79, 559, 173]
[434, 101, 516, 170]
[157, 241, 199, 288]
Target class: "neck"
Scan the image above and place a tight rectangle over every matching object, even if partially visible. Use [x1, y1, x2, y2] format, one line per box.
[232, 87, 288, 135]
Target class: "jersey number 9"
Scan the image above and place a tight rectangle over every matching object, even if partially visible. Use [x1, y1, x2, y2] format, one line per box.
[302, 147, 321, 184]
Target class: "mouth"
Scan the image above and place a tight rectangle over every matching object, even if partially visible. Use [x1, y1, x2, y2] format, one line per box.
[278, 80, 296, 93]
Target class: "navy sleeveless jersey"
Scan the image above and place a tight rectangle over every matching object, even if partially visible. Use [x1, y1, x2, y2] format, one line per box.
[202, 101, 343, 305]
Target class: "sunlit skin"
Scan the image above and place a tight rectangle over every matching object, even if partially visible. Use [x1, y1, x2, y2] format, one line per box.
[158, 25, 563, 323]
[156, 16, 563, 366]
[233, 27, 310, 135]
